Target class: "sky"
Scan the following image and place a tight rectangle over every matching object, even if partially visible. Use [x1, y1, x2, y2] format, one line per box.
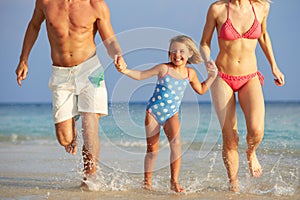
[0, 0, 299, 103]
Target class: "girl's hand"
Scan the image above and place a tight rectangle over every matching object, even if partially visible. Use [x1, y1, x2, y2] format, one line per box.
[114, 55, 127, 73]
[206, 60, 218, 78]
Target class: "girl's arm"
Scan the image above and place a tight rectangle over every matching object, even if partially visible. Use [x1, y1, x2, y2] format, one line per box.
[115, 60, 165, 81]
[258, 2, 285, 86]
[189, 65, 217, 95]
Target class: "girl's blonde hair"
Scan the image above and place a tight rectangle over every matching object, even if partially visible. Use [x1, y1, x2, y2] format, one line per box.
[220, 0, 271, 3]
[169, 35, 203, 64]
[253, 0, 272, 3]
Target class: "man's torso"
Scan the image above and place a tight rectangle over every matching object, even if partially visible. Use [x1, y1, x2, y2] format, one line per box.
[40, 0, 100, 66]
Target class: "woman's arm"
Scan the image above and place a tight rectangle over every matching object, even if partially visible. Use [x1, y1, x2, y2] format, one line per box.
[258, 2, 285, 86]
[200, 4, 217, 65]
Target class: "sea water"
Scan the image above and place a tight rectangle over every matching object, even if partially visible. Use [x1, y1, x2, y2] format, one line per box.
[0, 102, 299, 199]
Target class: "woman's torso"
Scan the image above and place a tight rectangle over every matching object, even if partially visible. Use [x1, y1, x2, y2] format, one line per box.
[215, 0, 264, 75]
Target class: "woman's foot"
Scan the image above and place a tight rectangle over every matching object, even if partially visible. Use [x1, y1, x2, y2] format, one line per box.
[170, 181, 185, 193]
[246, 150, 262, 178]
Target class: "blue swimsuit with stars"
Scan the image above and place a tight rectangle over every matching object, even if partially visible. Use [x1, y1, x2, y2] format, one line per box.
[146, 65, 190, 125]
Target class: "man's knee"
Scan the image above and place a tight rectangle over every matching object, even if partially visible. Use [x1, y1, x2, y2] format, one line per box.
[55, 121, 75, 147]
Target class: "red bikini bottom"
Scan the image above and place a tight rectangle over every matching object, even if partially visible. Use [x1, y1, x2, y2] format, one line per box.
[218, 71, 264, 92]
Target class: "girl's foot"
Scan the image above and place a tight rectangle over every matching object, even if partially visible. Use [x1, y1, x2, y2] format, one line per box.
[229, 180, 240, 193]
[142, 180, 152, 191]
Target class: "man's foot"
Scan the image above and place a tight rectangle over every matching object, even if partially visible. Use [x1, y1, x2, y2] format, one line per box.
[142, 180, 152, 191]
[65, 122, 78, 155]
[80, 178, 89, 191]
[80, 176, 99, 191]
[82, 145, 98, 174]
[246, 150, 262, 178]
[170, 181, 185, 193]
[65, 139, 77, 155]
[229, 180, 240, 193]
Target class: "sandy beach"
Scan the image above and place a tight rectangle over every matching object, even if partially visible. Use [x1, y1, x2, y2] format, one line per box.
[0, 141, 299, 200]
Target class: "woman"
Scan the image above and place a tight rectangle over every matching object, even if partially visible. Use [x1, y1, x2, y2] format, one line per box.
[200, 0, 285, 192]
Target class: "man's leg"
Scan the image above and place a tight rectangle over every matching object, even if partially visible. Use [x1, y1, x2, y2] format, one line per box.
[55, 118, 78, 155]
[81, 112, 101, 176]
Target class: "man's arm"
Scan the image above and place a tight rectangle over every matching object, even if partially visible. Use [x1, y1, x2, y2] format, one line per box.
[16, 0, 45, 86]
[94, 0, 122, 58]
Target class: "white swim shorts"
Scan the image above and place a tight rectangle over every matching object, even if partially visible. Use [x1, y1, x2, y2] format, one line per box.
[48, 54, 108, 124]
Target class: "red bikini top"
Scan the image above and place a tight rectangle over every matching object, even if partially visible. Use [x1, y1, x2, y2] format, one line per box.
[219, 0, 261, 40]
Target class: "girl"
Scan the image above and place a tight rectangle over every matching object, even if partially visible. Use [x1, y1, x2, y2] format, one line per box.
[115, 35, 217, 192]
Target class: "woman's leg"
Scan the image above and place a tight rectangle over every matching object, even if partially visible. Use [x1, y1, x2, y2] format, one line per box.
[143, 112, 160, 190]
[238, 76, 264, 178]
[211, 76, 240, 192]
[163, 113, 184, 193]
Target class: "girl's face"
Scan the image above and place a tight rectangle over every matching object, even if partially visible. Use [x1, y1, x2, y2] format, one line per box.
[169, 41, 192, 67]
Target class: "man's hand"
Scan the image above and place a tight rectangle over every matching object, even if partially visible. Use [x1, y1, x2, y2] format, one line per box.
[114, 55, 127, 73]
[16, 61, 28, 86]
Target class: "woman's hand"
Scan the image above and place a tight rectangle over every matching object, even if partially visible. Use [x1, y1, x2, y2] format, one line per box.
[206, 60, 218, 79]
[272, 67, 285, 86]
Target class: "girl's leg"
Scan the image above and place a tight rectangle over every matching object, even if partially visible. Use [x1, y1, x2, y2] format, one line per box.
[238, 76, 264, 178]
[144, 112, 160, 190]
[163, 113, 184, 193]
[211, 76, 240, 192]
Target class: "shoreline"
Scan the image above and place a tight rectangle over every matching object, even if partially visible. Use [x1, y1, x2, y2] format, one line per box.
[0, 142, 299, 200]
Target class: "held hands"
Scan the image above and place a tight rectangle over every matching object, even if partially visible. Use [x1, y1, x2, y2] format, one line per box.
[114, 55, 127, 73]
[205, 60, 218, 79]
[16, 61, 28, 86]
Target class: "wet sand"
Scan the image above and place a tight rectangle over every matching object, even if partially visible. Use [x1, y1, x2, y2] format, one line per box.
[0, 142, 299, 200]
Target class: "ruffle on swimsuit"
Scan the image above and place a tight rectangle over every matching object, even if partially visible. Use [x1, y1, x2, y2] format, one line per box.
[218, 71, 264, 92]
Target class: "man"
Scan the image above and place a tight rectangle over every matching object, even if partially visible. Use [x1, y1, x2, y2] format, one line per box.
[15, 0, 125, 189]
